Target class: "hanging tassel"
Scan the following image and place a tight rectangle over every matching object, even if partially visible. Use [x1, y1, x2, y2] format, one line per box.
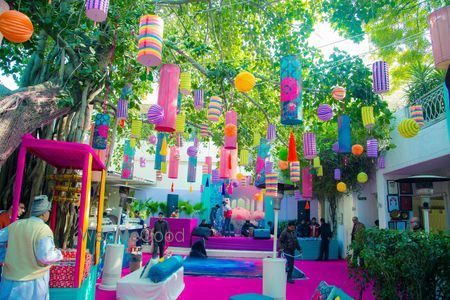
[305, 201, 310, 210]
[228, 153, 232, 169]
[288, 131, 298, 162]
[205, 177, 209, 187]
[189, 184, 193, 193]
[160, 135, 168, 156]
[227, 184, 233, 194]
[171, 182, 174, 192]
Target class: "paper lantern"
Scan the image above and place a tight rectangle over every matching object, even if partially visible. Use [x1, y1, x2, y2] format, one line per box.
[219, 147, 230, 179]
[313, 157, 321, 168]
[137, 15, 164, 67]
[429, 7, 450, 69]
[317, 166, 323, 177]
[278, 160, 288, 170]
[147, 104, 164, 125]
[179, 72, 191, 95]
[168, 146, 179, 179]
[148, 134, 157, 145]
[332, 86, 346, 101]
[351, 144, 364, 156]
[131, 119, 142, 138]
[334, 169, 341, 180]
[367, 139, 378, 158]
[317, 104, 333, 121]
[201, 164, 208, 174]
[255, 138, 271, 187]
[286, 132, 298, 161]
[224, 110, 238, 149]
[175, 114, 186, 133]
[253, 132, 261, 147]
[85, 0, 109, 23]
[207, 96, 223, 122]
[294, 190, 301, 201]
[377, 156, 385, 169]
[155, 64, 180, 132]
[116, 99, 128, 120]
[235, 71, 256, 92]
[0, 10, 34, 44]
[302, 168, 312, 198]
[160, 160, 167, 174]
[187, 156, 197, 182]
[156, 170, 162, 181]
[372, 61, 389, 94]
[266, 123, 276, 142]
[200, 123, 211, 137]
[194, 90, 204, 110]
[332, 142, 339, 153]
[265, 172, 278, 197]
[338, 115, 352, 153]
[211, 169, 220, 183]
[361, 106, 375, 129]
[92, 114, 110, 150]
[303, 132, 317, 160]
[130, 138, 136, 148]
[290, 161, 300, 182]
[280, 55, 302, 125]
[205, 156, 212, 174]
[154, 133, 166, 170]
[398, 119, 420, 138]
[410, 105, 425, 127]
[265, 161, 274, 173]
[357, 172, 368, 184]
[121, 140, 135, 180]
[336, 182, 347, 193]
[240, 149, 249, 166]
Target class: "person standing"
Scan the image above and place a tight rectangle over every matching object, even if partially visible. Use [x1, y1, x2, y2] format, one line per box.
[222, 199, 232, 237]
[152, 212, 169, 259]
[317, 218, 332, 261]
[0, 195, 63, 300]
[0, 203, 26, 230]
[351, 216, 365, 266]
[309, 217, 320, 237]
[209, 204, 220, 228]
[278, 221, 302, 284]
[351, 216, 366, 243]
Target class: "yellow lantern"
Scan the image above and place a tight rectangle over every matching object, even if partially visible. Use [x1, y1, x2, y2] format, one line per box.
[240, 149, 249, 166]
[175, 114, 186, 133]
[361, 106, 375, 129]
[234, 71, 256, 92]
[160, 161, 167, 174]
[398, 119, 420, 138]
[179, 72, 191, 95]
[253, 132, 261, 147]
[357, 172, 368, 183]
[317, 166, 323, 177]
[130, 138, 136, 148]
[313, 157, 321, 168]
[131, 119, 142, 138]
[337, 182, 347, 192]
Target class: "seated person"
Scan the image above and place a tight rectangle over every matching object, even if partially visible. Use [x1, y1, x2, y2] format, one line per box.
[189, 237, 208, 259]
[170, 209, 180, 218]
[241, 220, 256, 237]
[297, 219, 310, 237]
[199, 219, 212, 229]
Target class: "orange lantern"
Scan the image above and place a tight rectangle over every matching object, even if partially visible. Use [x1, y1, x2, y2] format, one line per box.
[278, 160, 288, 170]
[0, 10, 34, 43]
[351, 144, 364, 156]
[253, 193, 260, 201]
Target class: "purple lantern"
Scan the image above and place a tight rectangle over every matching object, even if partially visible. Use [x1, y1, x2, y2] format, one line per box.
[332, 141, 339, 153]
[303, 132, 317, 159]
[367, 139, 378, 158]
[334, 168, 341, 180]
[147, 104, 164, 124]
[266, 123, 276, 142]
[85, 0, 109, 23]
[194, 90, 204, 110]
[211, 169, 220, 183]
[372, 61, 390, 94]
[265, 161, 273, 173]
[117, 99, 128, 120]
[317, 104, 333, 121]
[377, 156, 385, 169]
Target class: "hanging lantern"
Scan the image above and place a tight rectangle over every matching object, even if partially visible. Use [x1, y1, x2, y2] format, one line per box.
[155, 64, 180, 132]
[287, 132, 298, 161]
[116, 99, 128, 120]
[410, 105, 425, 127]
[92, 114, 110, 150]
[205, 156, 212, 174]
[147, 104, 164, 124]
[266, 123, 276, 142]
[224, 110, 238, 149]
[303, 132, 317, 160]
[336, 182, 347, 193]
[168, 146, 179, 179]
[338, 115, 352, 153]
[332, 86, 346, 101]
[175, 114, 186, 133]
[398, 119, 420, 138]
[229, 149, 238, 179]
[278, 160, 288, 171]
[187, 145, 198, 183]
[280, 55, 302, 125]
[0, 10, 34, 44]
[137, 15, 164, 67]
[240, 149, 249, 166]
[200, 123, 211, 138]
[367, 139, 378, 158]
[290, 161, 300, 182]
[189, 185, 193, 193]
[194, 90, 204, 110]
[265, 172, 278, 197]
[139, 157, 146, 168]
[294, 190, 301, 201]
[313, 157, 321, 168]
[156, 170, 162, 181]
[148, 134, 157, 145]
[332, 142, 339, 153]
[85, 0, 109, 23]
[121, 140, 135, 180]
[131, 119, 142, 138]
[234, 71, 256, 92]
[154, 133, 166, 170]
[428, 7, 450, 69]
[202, 164, 209, 174]
[361, 106, 375, 129]
[179, 72, 191, 95]
[317, 104, 333, 121]
[377, 156, 385, 169]
[357, 172, 368, 183]
[211, 169, 220, 183]
[302, 168, 312, 198]
[265, 161, 274, 173]
[207, 96, 223, 123]
[351, 144, 364, 156]
[372, 61, 390, 94]
[219, 147, 230, 179]
[334, 169, 341, 181]
[253, 132, 261, 147]
[255, 138, 271, 187]
[317, 166, 323, 177]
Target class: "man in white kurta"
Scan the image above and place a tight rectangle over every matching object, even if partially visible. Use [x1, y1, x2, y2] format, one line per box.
[0, 195, 62, 300]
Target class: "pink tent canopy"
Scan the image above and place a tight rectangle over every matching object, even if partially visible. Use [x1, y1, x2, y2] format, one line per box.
[251, 210, 265, 221]
[231, 207, 251, 221]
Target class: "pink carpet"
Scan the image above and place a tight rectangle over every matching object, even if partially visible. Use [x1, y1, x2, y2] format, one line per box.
[95, 255, 374, 300]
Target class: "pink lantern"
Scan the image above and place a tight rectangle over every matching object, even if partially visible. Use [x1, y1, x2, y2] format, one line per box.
[229, 149, 238, 179]
[224, 110, 238, 149]
[155, 64, 180, 132]
[428, 6, 450, 70]
[302, 168, 312, 198]
[303, 132, 317, 159]
[168, 146, 179, 179]
[205, 156, 212, 174]
[85, 0, 109, 23]
[219, 147, 230, 179]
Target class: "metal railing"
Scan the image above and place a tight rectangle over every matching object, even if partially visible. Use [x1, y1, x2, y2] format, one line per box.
[408, 85, 446, 127]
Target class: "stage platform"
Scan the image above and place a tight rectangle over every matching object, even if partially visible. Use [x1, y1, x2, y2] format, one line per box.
[192, 236, 272, 251]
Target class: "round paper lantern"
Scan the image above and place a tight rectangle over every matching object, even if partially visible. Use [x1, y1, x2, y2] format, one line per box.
[207, 96, 222, 122]
[317, 104, 333, 121]
[361, 106, 375, 129]
[290, 161, 300, 182]
[332, 86, 346, 101]
[410, 105, 424, 127]
[398, 119, 420, 138]
[131, 119, 142, 138]
[155, 65, 180, 132]
[367, 139, 378, 158]
[253, 193, 260, 201]
[147, 104, 164, 124]
[117, 99, 128, 120]
[194, 90, 204, 110]
[278, 160, 288, 170]
[179, 72, 191, 95]
[280, 55, 302, 125]
[266, 123, 276, 142]
[234, 71, 256, 92]
[200, 123, 211, 137]
[224, 110, 237, 149]
[372, 61, 389, 94]
[187, 145, 198, 157]
[303, 132, 317, 160]
[429, 7, 450, 69]
[148, 134, 157, 145]
[85, 0, 109, 23]
[240, 149, 249, 166]
[351, 144, 364, 156]
[265, 172, 278, 197]
[0, 10, 34, 43]
[137, 15, 164, 67]
[278, 148, 288, 161]
[337, 182, 347, 192]
[338, 115, 352, 153]
[357, 172, 368, 183]
[334, 168, 341, 180]
[175, 114, 186, 133]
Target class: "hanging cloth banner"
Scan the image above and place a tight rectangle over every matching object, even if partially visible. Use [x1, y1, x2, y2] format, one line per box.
[302, 168, 312, 199]
[280, 55, 302, 125]
[338, 115, 352, 153]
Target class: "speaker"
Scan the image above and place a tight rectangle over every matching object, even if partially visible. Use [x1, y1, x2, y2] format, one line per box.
[167, 194, 179, 217]
[253, 229, 270, 239]
[297, 201, 310, 223]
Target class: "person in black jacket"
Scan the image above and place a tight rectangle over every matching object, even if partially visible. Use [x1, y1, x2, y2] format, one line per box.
[189, 237, 208, 259]
[278, 221, 301, 283]
[297, 219, 310, 237]
[317, 218, 332, 261]
[152, 212, 169, 258]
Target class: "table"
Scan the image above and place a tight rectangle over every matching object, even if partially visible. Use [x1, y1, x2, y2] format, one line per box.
[149, 218, 198, 247]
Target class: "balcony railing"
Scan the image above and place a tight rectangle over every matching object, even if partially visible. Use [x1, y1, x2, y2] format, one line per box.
[407, 84, 446, 127]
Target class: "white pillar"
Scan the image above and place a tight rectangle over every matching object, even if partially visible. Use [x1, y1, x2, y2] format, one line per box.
[99, 244, 125, 291]
[263, 258, 286, 300]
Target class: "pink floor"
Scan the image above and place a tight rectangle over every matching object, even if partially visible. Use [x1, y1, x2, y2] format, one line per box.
[96, 256, 374, 300]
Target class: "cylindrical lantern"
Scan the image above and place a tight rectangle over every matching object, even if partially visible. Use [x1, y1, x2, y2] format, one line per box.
[156, 170, 162, 181]
[317, 104, 333, 121]
[334, 168, 341, 181]
[280, 55, 302, 125]
[302, 168, 312, 199]
[357, 172, 368, 184]
[266, 123, 276, 142]
[337, 182, 347, 193]
[207, 96, 223, 123]
[137, 15, 164, 67]
[428, 7, 450, 70]
[224, 110, 238, 149]
[155, 64, 180, 132]
[410, 105, 425, 127]
[313, 157, 321, 168]
[200, 123, 211, 137]
[168, 146, 179, 179]
[92, 114, 110, 150]
[240, 149, 249, 166]
[398, 119, 420, 138]
[290, 161, 300, 182]
[229, 149, 238, 179]
[338, 115, 352, 153]
[351, 144, 364, 156]
[367, 139, 378, 158]
[121, 140, 135, 180]
[187, 156, 197, 182]
[179, 72, 191, 95]
[205, 156, 212, 174]
[253, 132, 261, 147]
[332, 86, 346, 101]
[85, 0, 109, 23]
[154, 133, 166, 170]
[131, 119, 142, 138]
[202, 164, 208, 174]
[265, 161, 273, 173]
[0, 10, 34, 44]
[372, 61, 389, 94]
[303, 132, 317, 159]
[294, 190, 301, 201]
[194, 90, 204, 110]
[116, 99, 128, 120]
[234, 71, 256, 92]
[317, 166, 323, 177]
[378, 156, 385, 169]
[175, 114, 186, 133]
[361, 106, 375, 129]
[219, 147, 230, 179]
[160, 160, 167, 174]
[265, 172, 278, 197]
[211, 169, 220, 183]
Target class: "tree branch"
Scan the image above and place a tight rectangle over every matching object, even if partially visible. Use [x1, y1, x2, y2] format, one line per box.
[165, 41, 210, 77]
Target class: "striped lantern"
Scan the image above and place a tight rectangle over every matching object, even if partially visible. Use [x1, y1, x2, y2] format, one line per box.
[317, 104, 333, 121]
[265, 161, 273, 173]
[175, 114, 186, 133]
[85, 0, 109, 23]
[265, 172, 278, 197]
[290, 161, 300, 182]
[194, 90, 204, 110]
[137, 15, 164, 67]
[147, 104, 164, 124]
[121, 140, 135, 180]
[303, 132, 317, 159]
[131, 119, 142, 138]
[377, 156, 385, 169]
[117, 99, 128, 120]
[219, 147, 230, 179]
[317, 166, 323, 177]
[187, 156, 197, 182]
[224, 110, 237, 149]
[266, 123, 276, 142]
[207, 96, 222, 123]
[367, 139, 378, 158]
[302, 168, 312, 198]
[200, 123, 211, 137]
[313, 157, 321, 168]
[332, 86, 346, 101]
[294, 190, 301, 201]
[179, 72, 191, 96]
[338, 115, 352, 153]
[202, 164, 208, 174]
[205, 156, 212, 174]
[334, 168, 341, 180]
[410, 105, 425, 127]
[361, 106, 375, 129]
[168, 146, 179, 179]
[156, 170, 162, 181]
[372, 61, 389, 94]
[253, 132, 261, 147]
[398, 119, 420, 138]
[211, 169, 220, 183]
[240, 149, 249, 166]
[92, 113, 110, 150]
[280, 55, 302, 125]
[428, 7, 450, 69]
[176, 133, 183, 147]
[155, 64, 180, 132]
